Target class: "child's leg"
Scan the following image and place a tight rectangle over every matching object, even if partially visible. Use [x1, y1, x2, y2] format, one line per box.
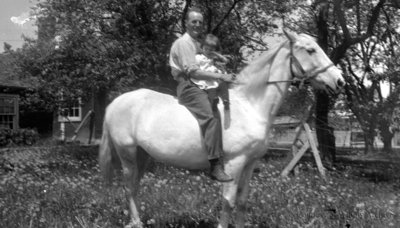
[217, 82, 230, 110]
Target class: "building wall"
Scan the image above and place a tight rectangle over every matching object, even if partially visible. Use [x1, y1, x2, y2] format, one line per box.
[393, 133, 400, 147]
[52, 101, 95, 143]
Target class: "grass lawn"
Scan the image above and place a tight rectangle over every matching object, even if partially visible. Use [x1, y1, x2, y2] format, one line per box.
[0, 145, 399, 227]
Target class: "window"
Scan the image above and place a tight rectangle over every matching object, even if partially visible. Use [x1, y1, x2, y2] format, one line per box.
[0, 94, 19, 129]
[58, 99, 82, 122]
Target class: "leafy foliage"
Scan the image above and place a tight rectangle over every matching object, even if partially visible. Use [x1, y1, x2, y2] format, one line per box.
[10, 0, 289, 111]
[1, 146, 399, 227]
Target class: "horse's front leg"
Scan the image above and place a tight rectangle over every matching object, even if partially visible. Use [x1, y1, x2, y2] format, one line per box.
[235, 160, 257, 228]
[218, 158, 247, 228]
[218, 182, 237, 228]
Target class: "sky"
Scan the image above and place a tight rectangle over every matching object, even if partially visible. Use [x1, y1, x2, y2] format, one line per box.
[0, 0, 38, 52]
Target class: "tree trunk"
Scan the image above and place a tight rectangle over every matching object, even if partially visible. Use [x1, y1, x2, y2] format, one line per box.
[362, 126, 377, 154]
[315, 91, 336, 167]
[93, 88, 108, 139]
[364, 133, 375, 154]
[382, 137, 393, 152]
[315, 0, 336, 167]
[380, 126, 394, 153]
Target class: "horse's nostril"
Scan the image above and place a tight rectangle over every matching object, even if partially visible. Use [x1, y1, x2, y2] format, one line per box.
[337, 79, 345, 87]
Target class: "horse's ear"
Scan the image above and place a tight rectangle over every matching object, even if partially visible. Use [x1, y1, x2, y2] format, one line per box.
[283, 29, 297, 43]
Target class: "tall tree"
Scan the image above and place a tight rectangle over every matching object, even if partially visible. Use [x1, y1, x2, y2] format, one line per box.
[15, 0, 283, 110]
[314, 0, 337, 165]
[284, 0, 399, 155]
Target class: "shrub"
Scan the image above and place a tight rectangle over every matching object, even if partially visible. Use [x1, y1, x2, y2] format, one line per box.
[0, 128, 39, 147]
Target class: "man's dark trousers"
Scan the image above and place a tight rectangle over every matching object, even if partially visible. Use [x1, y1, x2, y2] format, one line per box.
[176, 79, 223, 160]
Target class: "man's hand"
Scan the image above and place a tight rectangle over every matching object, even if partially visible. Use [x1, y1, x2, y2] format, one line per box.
[220, 73, 236, 82]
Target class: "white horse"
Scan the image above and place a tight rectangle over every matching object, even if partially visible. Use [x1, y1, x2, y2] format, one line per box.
[99, 31, 344, 228]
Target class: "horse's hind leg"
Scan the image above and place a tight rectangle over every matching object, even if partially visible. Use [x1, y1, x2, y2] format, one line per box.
[117, 146, 150, 228]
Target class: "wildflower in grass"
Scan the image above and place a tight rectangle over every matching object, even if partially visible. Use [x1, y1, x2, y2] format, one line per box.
[147, 218, 155, 225]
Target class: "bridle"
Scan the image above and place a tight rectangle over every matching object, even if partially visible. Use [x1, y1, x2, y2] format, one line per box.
[266, 40, 334, 87]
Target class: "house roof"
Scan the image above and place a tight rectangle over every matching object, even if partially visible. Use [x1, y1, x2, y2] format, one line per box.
[0, 53, 34, 89]
[0, 77, 32, 89]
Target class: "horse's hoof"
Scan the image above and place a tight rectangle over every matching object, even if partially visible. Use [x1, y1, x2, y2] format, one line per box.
[124, 220, 143, 228]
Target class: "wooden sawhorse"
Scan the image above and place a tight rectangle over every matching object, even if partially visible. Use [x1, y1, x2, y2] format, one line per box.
[281, 120, 326, 179]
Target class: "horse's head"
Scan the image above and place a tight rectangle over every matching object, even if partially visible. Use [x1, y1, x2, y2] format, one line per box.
[284, 30, 344, 94]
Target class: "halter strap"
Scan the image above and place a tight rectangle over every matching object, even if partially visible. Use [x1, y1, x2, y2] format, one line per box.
[267, 41, 334, 86]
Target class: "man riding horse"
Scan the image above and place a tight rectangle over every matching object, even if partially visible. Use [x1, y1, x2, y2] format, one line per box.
[169, 7, 236, 182]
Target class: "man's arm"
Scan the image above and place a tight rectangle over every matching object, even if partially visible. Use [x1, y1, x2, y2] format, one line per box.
[190, 69, 234, 82]
[173, 37, 234, 82]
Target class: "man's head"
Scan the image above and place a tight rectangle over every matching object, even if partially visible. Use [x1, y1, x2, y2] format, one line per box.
[185, 7, 204, 39]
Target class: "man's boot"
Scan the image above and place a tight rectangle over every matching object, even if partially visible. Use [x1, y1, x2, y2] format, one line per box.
[209, 158, 233, 182]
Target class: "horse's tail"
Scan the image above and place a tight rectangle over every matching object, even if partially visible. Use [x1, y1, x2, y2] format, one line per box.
[98, 119, 118, 184]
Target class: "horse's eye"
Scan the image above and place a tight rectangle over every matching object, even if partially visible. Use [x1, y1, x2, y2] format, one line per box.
[306, 48, 316, 54]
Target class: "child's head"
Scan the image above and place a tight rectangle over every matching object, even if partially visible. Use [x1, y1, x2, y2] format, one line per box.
[202, 34, 220, 57]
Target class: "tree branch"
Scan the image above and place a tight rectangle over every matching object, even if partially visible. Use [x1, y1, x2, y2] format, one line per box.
[331, 0, 386, 63]
[205, 0, 213, 33]
[356, 0, 386, 41]
[242, 34, 268, 50]
[334, 0, 351, 40]
[181, 0, 192, 32]
[212, 0, 241, 34]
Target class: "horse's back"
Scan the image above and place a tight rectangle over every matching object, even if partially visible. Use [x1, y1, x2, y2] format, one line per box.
[107, 88, 176, 111]
[104, 89, 206, 166]
[105, 88, 193, 131]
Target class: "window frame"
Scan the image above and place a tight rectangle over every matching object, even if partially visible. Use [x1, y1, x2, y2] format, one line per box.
[58, 98, 82, 122]
[0, 94, 19, 129]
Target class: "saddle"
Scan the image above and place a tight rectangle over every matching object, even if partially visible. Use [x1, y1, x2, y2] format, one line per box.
[207, 82, 231, 129]
[222, 99, 231, 130]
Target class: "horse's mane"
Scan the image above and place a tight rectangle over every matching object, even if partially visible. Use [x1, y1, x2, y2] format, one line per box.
[235, 40, 288, 91]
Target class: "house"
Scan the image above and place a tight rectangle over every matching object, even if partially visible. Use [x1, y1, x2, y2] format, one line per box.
[0, 87, 21, 130]
[51, 90, 106, 144]
[0, 55, 107, 143]
[0, 53, 40, 132]
[0, 77, 54, 136]
[0, 55, 23, 130]
[0, 53, 54, 137]
[0, 74, 106, 143]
